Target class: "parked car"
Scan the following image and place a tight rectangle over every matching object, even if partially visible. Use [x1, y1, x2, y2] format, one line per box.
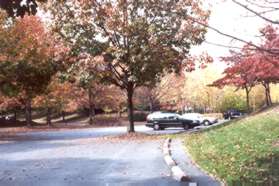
[146, 112, 200, 130]
[223, 109, 244, 120]
[181, 113, 218, 126]
[0, 114, 15, 124]
[146, 111, 169, 121]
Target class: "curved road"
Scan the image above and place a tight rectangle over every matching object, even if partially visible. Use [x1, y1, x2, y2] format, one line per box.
[0, 123, 225, 186]
[0, 126, 188, 186]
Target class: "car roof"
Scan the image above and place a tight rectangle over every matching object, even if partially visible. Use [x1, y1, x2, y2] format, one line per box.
[150, 112, 180, 116]
[183, 113, 201, 115]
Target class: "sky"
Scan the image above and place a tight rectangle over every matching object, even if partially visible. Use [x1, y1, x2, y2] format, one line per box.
[191, 0, 279, 62]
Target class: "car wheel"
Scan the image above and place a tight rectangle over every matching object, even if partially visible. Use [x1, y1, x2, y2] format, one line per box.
[203, 120, 210, 126]
[183, 124, 189, 130]
[153, 124, 160, 131]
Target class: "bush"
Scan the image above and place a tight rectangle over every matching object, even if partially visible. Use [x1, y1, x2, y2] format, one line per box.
[133, 111, 149, 122]
[218, 94, 247, 112]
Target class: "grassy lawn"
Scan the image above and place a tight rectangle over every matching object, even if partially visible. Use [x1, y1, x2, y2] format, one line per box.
[184, 107, 279, 185]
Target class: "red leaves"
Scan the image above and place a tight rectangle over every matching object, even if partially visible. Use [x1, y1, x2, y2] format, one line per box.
[212, 25, 279, 90]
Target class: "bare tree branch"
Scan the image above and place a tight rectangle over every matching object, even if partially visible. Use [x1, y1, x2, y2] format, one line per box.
[188, 16, 279, 55]
[232, 0, 279, 24]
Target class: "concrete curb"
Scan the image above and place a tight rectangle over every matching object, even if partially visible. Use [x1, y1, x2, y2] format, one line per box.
[163, 138, 191, 182]
[164, 155, 176, 167]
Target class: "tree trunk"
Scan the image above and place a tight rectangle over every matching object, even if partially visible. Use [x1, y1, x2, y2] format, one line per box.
[263, 82, 272, 106]
[267, 83, 272, 106]
[25, 97, 32, 127]
[47, 107, 52, 127]
[88, 86, 95, 125]
[265, 87, 269, 106]
[127, 84, 135, 133]
[148, 96, 153, 112]
[118, 110, 122, 118]
[62, 111, 66, 123]
[245, 87, 251, 112]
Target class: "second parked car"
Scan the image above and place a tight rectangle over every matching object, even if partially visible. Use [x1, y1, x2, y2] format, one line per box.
[181, 113, 218, 126]
[146, 112, 200, 130]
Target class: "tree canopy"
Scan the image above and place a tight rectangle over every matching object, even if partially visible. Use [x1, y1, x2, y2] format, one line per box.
[0, 15, 68, 126]
[212, 25, 279, 108]
[0, 0, 46, 17]
[48, 0, 210, 132]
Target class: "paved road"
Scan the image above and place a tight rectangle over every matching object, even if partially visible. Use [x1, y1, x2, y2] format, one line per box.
[10, 120, 226, 141]
[0, 139, 185, 186]
[13, 125, 187, 141]
[0, 125, 189, 186]
[0, 122, 226, 186]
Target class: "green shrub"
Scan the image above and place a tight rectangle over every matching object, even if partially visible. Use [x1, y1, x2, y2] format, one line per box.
[133, 111, 149, 122]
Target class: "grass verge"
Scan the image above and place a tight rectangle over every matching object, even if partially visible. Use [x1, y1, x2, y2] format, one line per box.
[184, 107, 279, 185]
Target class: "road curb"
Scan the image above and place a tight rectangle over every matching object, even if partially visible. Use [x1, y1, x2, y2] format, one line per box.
[164, 155, 176, 167]
[163, 138, 190, 182]
[171, 165, 190, 182]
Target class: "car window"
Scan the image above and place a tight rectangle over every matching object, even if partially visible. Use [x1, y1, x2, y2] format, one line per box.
[168, 116, 178, 120]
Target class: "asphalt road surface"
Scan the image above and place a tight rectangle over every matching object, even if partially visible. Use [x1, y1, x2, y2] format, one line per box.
[0, 121, 226, 186]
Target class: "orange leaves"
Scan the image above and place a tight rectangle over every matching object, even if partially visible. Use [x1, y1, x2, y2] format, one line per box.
[183, 52, 213, 72]
[0, 95, 23, 110]
[0, 14, 69, 100]
[5, 16, 51, 65]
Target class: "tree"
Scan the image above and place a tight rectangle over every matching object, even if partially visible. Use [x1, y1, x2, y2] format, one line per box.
[0, 0, 46, 17]
[218, 92, 247, 113]
[0, 94, 24, 121]
[48, 0, 209, 132]
[134, 87, 160, 111]
[211, 47, 256, 111]
[33, 78, 80, 126]
[145, 53, 212, 113]
[253, 25, 279, 106]
[212, 25, 279, 108]
[0, 15, 67, 126]
[76, 84, 126, 116]
[64, 55, 107, 125]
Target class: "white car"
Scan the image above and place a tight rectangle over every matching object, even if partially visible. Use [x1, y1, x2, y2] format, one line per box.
[181, 113, 218, 126]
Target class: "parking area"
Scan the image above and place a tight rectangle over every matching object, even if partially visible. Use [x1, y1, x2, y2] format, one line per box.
[0, 119, 227, 186]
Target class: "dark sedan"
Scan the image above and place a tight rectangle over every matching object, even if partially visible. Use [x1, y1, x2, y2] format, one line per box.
[223, 109, 244, 120]
[146, 112, 200, 130]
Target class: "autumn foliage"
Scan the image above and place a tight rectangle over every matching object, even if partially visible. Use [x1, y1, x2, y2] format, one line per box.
[0, 14, 68, 126]
[212, 25, 279, 109]
[48, 0, 210, 132]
